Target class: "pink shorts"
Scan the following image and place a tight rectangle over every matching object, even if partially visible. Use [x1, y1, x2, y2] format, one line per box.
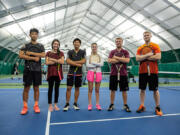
[87, 71, 102, 82]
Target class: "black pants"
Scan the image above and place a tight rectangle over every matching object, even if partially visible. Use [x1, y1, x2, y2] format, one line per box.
[48, 76, 61, 104]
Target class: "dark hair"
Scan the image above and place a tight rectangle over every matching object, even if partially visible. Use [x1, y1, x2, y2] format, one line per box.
[30, 28, 39, 34]
[51, 39, 61, 57]
[73, 38, 81, 44]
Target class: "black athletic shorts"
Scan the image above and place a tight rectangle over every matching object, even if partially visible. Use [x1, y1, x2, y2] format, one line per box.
[67, 75, 82, 88]
[23, 70, 42, 86]
[109, 75, 129, 91]
[139, 73, 158, 91]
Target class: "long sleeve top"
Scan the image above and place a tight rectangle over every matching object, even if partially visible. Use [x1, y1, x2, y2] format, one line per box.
[86, 55, 104, 72]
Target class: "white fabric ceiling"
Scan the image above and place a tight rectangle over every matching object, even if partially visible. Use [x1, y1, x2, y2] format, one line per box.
[0, 0, 179, 59]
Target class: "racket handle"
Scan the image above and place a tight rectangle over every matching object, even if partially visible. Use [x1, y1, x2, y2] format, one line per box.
[58, 71, 62, 80]
[118, 72, 120, 81]
[147, 65, 150, 76]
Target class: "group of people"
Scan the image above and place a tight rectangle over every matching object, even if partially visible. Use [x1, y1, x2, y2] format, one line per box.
[19, 28, 163, 116]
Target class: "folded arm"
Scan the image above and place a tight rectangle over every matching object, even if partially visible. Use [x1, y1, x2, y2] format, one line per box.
[108, 58, 119, 64]
[147, 53, 161, 61]
[66, 58, 82, 67]
[136, 52, 154, 62]
[113, 56, 130, 63]
[26, 51, 45, 58]
[19, 50, 39, 62]
[47, 56, 65, 64]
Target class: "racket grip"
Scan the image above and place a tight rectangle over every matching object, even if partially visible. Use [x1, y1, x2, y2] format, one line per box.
[147, 65, 150, 76]
[118, 72, 120, 81]
[58, 71, 62, 80]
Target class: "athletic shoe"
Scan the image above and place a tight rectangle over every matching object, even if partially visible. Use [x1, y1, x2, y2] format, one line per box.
[63, 103, 70, 111]
[73, 103, 80, 110]
[136, 104, 146, 113]
[155, 106, 163, 116]
[96, 104, 102, 111]
[20, 106, 28, 115]
[88, 104, 92, 111]
[107, 104, 114, 111]
[34, 105, 40, 113]
[123, 104, 131, 112]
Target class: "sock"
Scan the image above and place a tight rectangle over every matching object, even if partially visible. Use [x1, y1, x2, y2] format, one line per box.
[34, 101, 38, 106]
[23, 101, 28, 108]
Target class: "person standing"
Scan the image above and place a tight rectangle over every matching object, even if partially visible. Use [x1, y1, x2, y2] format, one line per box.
[46, 39, 64, 112]
[136, 31, 163, 116]
[63, 38, 86, 111]
[19, 28, 45, 115]
[86, 43, 104, 111]
[107, 37, 131, 112]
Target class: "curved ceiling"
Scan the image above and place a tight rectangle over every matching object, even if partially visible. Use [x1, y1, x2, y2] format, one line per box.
[0, 0, 180, 60]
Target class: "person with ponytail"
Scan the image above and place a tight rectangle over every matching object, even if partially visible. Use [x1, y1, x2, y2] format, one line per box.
[46, 39, 64, 111]
[86, 43, 104, 111]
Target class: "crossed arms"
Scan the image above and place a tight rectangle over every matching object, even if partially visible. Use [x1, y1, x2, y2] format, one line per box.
[108, 55, 130, 64]
[19, 50, 45, 62]
[136, 52, 161, 62]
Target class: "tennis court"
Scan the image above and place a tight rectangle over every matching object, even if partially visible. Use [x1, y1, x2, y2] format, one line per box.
[0, 73, 180, 135]
[0, 0, 180, 135]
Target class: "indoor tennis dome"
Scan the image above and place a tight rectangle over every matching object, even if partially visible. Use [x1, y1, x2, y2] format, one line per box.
[0, 0, 180, 135]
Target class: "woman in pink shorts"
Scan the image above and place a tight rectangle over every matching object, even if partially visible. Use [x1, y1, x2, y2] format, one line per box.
[86, 43, 104, 111]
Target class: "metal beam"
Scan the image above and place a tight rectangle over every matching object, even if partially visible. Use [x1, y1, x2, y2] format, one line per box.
[73, 0, 99, 40]
[80, 23, 136, 58]
[0, 0, 60, 18]
[163, 0, 180, 12]
[60, 0, 69, 40]
[62, 0, 81, 43]
[0, 1, 30, 40]
[0, 10, 86, 43]
[120, 0, 180, 40]
[80, 0, 140, 50]
[0, 0, 89, 28]
[7, 17, 83, 50]
[98, 0, 179, 62]
[85, 15, 139, 51]
[79, 26, 134, 63]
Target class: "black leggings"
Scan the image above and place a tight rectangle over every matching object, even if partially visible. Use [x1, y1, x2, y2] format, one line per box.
[48, 76, 61, 104]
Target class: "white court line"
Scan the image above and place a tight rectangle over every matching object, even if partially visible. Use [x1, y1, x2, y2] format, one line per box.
[45, 110, 51, 135]
[50, 113, 180, 126]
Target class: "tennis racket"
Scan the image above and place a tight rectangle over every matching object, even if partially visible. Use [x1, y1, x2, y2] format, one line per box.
[57, 64, 62, 80]
[114, 51, 124, 81]
[48, 51, 62, 80]
[140, 45, 153, 76]
[73, 66, 78, 84]
[57, 52, 62, 80]
[89, 54, 101, 80]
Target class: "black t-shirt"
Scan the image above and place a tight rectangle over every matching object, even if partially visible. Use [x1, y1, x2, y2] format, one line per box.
[20, 42, 45, 71]
[67, 49, 86, 75]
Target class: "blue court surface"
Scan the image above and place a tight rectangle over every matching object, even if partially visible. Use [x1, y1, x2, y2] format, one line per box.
[0, 85, 180, 135]
[1, 76, 180, 84]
